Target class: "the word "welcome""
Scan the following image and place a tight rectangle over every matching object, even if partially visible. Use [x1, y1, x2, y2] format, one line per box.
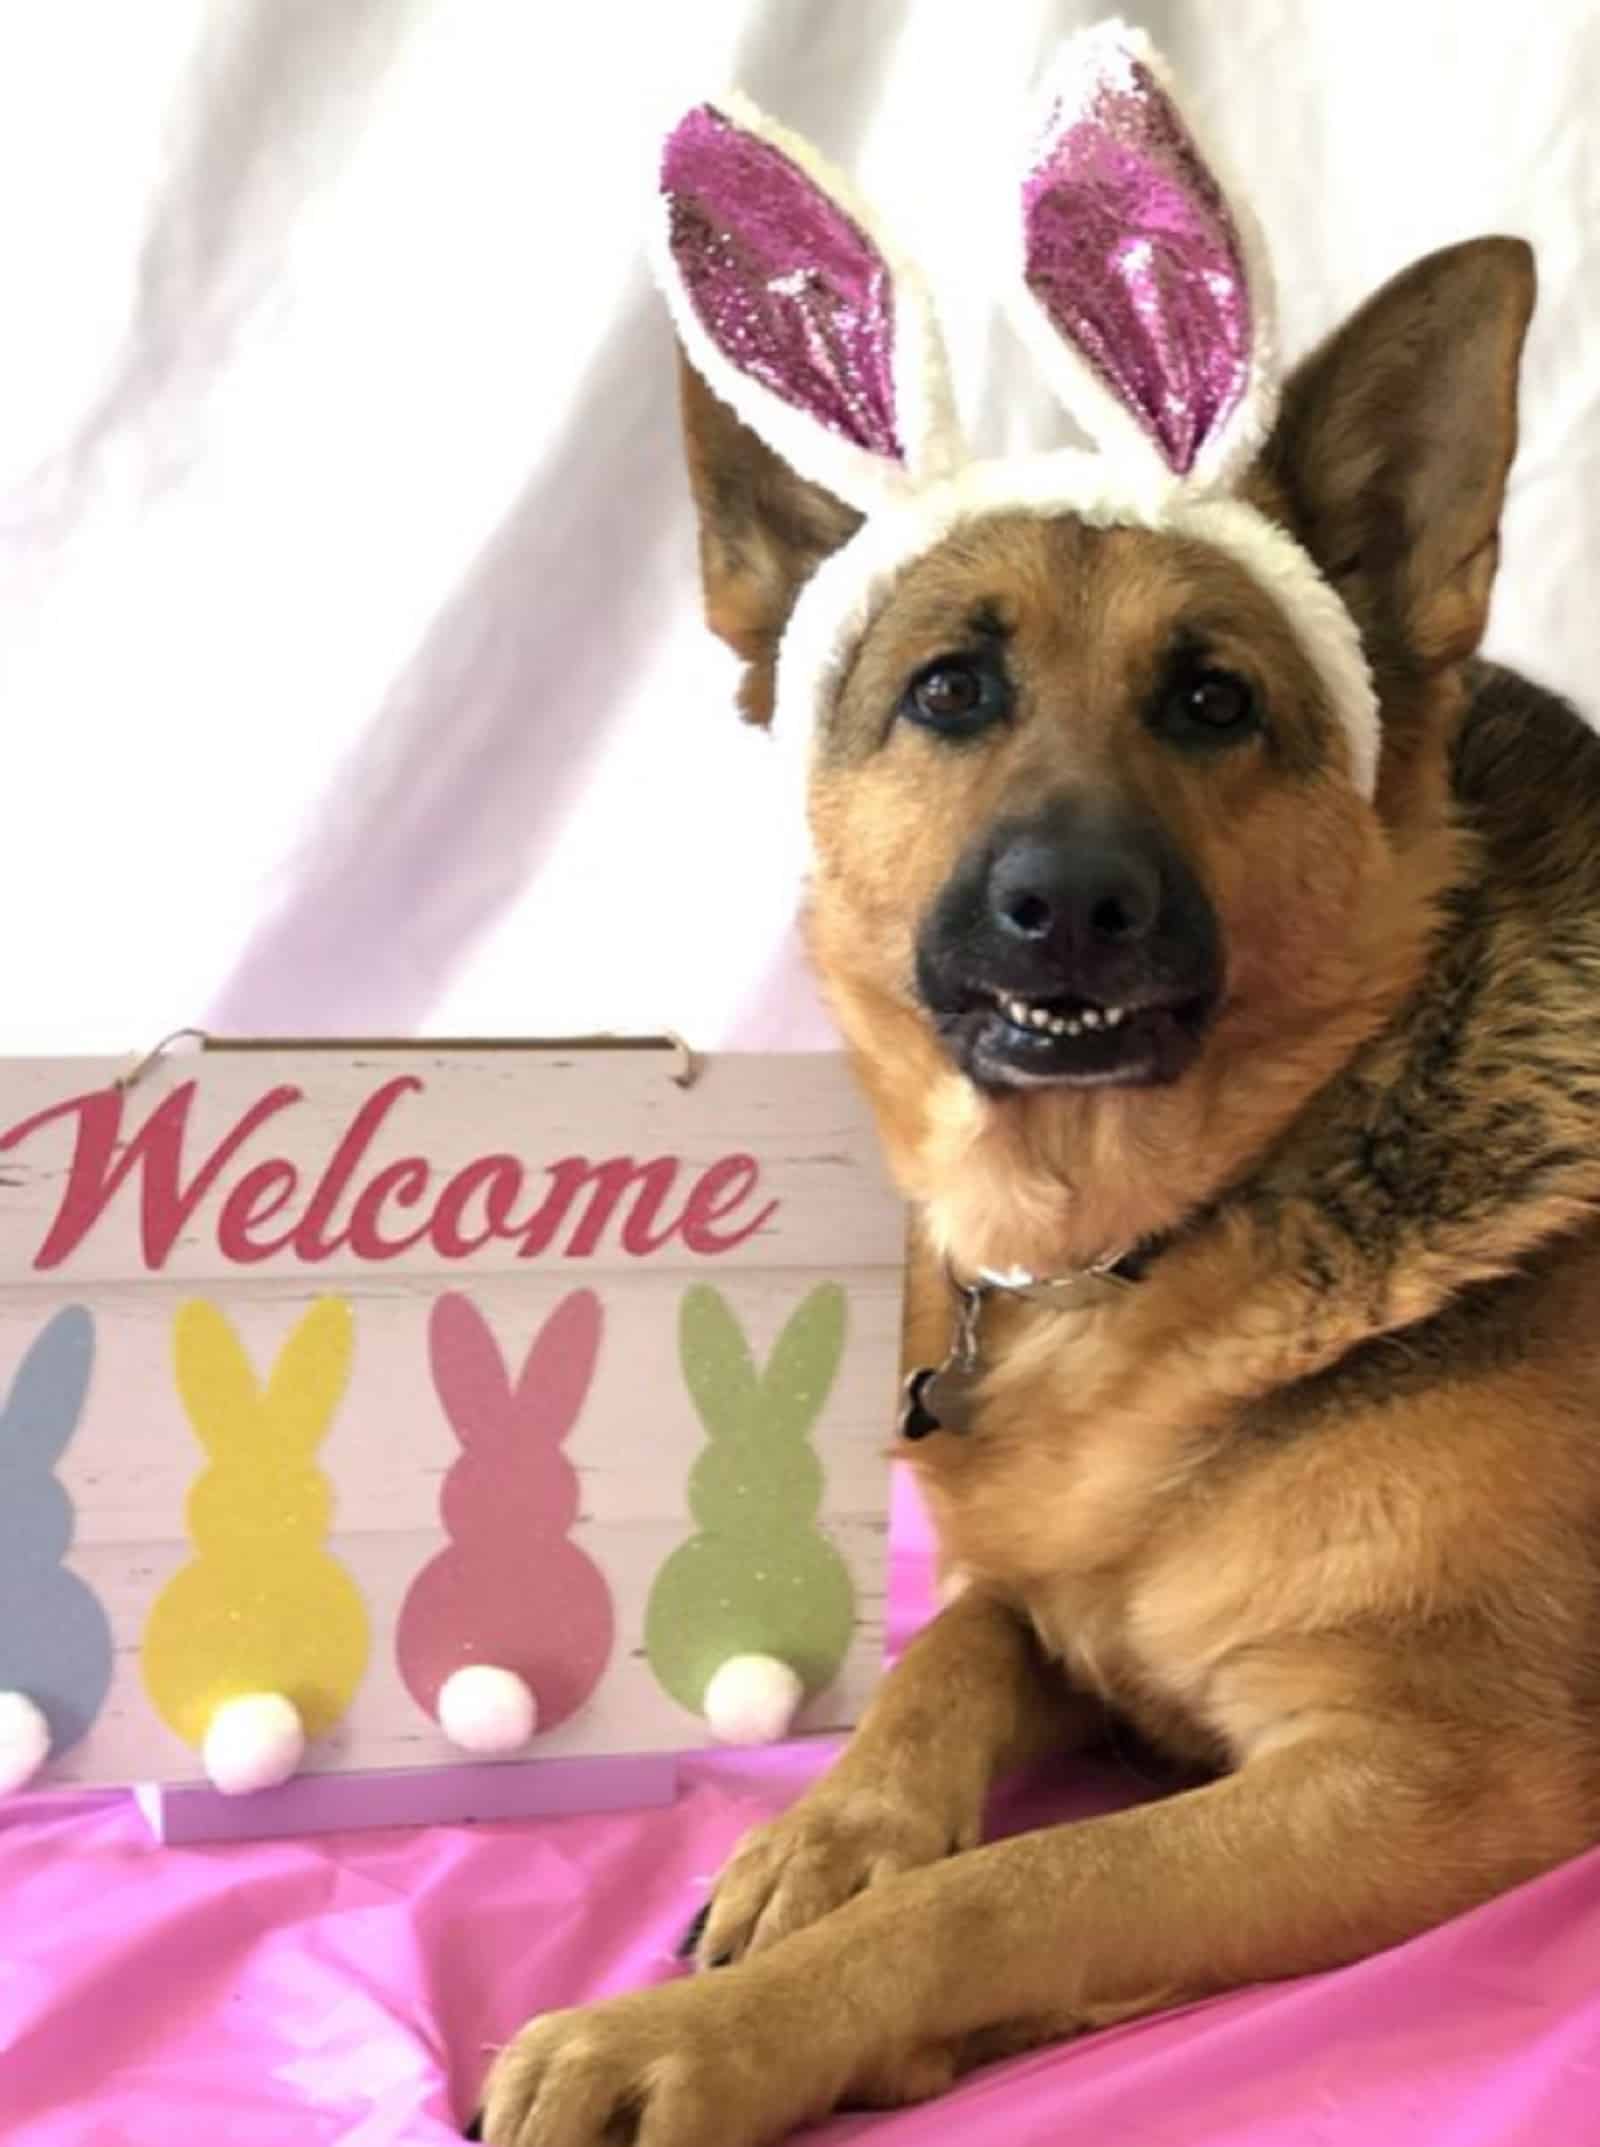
[0, 1076, 778, 1272]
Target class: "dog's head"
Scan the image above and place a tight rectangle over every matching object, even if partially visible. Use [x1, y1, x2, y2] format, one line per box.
[672, 161, 1533, 1269]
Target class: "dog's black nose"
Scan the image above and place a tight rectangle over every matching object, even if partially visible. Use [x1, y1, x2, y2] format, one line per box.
[987, 828, 1162, 952]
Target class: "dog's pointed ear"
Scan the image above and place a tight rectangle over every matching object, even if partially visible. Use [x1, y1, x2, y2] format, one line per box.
[1258, 237, 1535, 678]
[677, 352, 861, 725]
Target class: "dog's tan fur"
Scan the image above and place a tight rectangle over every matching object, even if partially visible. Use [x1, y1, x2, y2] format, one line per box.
[481, 235, 1600, 2147]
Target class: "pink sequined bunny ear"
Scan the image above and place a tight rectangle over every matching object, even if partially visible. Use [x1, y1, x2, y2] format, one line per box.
[1009, 20, 1276, 493]
[655, 93, 964, 514]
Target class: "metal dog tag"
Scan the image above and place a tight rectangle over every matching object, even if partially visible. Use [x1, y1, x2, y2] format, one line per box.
[899, 1365, 942, 1442]
[899, 1361, 982, 1440]
[899, 1277, 988, 1441]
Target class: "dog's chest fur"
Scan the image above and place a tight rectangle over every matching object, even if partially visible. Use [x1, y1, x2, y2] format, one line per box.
[906, 1294, 1271, 1766]
[909, 1261, 1595, 1772]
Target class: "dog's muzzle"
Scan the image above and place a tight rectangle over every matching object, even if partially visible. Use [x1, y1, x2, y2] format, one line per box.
[914, 799, 1224, 1092]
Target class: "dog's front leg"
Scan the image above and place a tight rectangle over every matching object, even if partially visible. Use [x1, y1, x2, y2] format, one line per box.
[691, 1583, 1101, 1966]
[481, 1722, 1571, 2147]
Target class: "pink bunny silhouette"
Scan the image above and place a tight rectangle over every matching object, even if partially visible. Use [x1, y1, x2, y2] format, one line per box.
[397, 1290, 614, 1738]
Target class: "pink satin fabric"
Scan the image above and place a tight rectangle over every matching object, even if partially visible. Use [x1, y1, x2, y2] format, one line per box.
[4, 1476, 1597, 2144]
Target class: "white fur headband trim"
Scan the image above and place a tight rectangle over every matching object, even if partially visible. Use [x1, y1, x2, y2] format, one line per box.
[774, 458, 1380, 802]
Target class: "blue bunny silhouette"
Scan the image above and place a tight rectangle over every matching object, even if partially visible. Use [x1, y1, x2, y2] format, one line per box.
[0, 1306, 114, 1758]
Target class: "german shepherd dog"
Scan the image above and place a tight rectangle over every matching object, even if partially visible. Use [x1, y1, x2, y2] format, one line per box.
[474, 155, 1600, 2147]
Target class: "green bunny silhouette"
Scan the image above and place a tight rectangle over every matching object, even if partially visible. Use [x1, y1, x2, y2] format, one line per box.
[646, 1282, 855, 1716]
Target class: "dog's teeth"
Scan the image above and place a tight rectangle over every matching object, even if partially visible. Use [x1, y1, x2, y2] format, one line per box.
[996, 995, 1132, 1041]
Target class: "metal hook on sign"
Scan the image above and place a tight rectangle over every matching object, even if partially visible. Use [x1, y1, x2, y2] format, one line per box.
[114, 1027, 210, 1091]
[663, 1032, 699, 1089]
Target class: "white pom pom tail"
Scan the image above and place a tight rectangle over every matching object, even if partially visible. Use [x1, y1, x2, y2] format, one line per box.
[202, 1692, 306, 1795]
[702, 1654, 805, 1747]
[437, 1665, 539, 1755]
[0, 1691, 52, 1793]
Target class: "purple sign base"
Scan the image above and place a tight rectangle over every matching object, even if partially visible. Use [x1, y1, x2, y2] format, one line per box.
[133, 1752, 682, 1845]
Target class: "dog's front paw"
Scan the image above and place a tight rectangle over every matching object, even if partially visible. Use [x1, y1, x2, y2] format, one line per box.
[477, 1974, 837, 2147]
[696, 1781, 962, 1967]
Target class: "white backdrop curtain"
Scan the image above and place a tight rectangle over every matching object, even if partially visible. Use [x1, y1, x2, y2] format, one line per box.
[2, 0, 1595, 1056]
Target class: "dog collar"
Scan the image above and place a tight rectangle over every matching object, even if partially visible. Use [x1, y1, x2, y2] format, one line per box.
[900, 1243, 1157, 1442]
[971, 1254, 1142, 1302]
[653, 20, 1381, 811]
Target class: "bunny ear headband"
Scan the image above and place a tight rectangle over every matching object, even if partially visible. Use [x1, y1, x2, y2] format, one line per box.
[653, 18, 1380, 800]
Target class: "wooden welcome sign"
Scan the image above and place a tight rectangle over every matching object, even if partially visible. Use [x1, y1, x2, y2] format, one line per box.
[0, 1041, 906, 1839]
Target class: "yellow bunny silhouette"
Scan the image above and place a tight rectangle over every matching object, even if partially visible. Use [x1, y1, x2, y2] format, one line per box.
[142, 1298, 369, 1783]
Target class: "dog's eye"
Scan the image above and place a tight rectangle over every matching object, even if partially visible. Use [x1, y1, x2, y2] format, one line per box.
[1157, 666, 1258, 743]
[901, 657, 1010, 736]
